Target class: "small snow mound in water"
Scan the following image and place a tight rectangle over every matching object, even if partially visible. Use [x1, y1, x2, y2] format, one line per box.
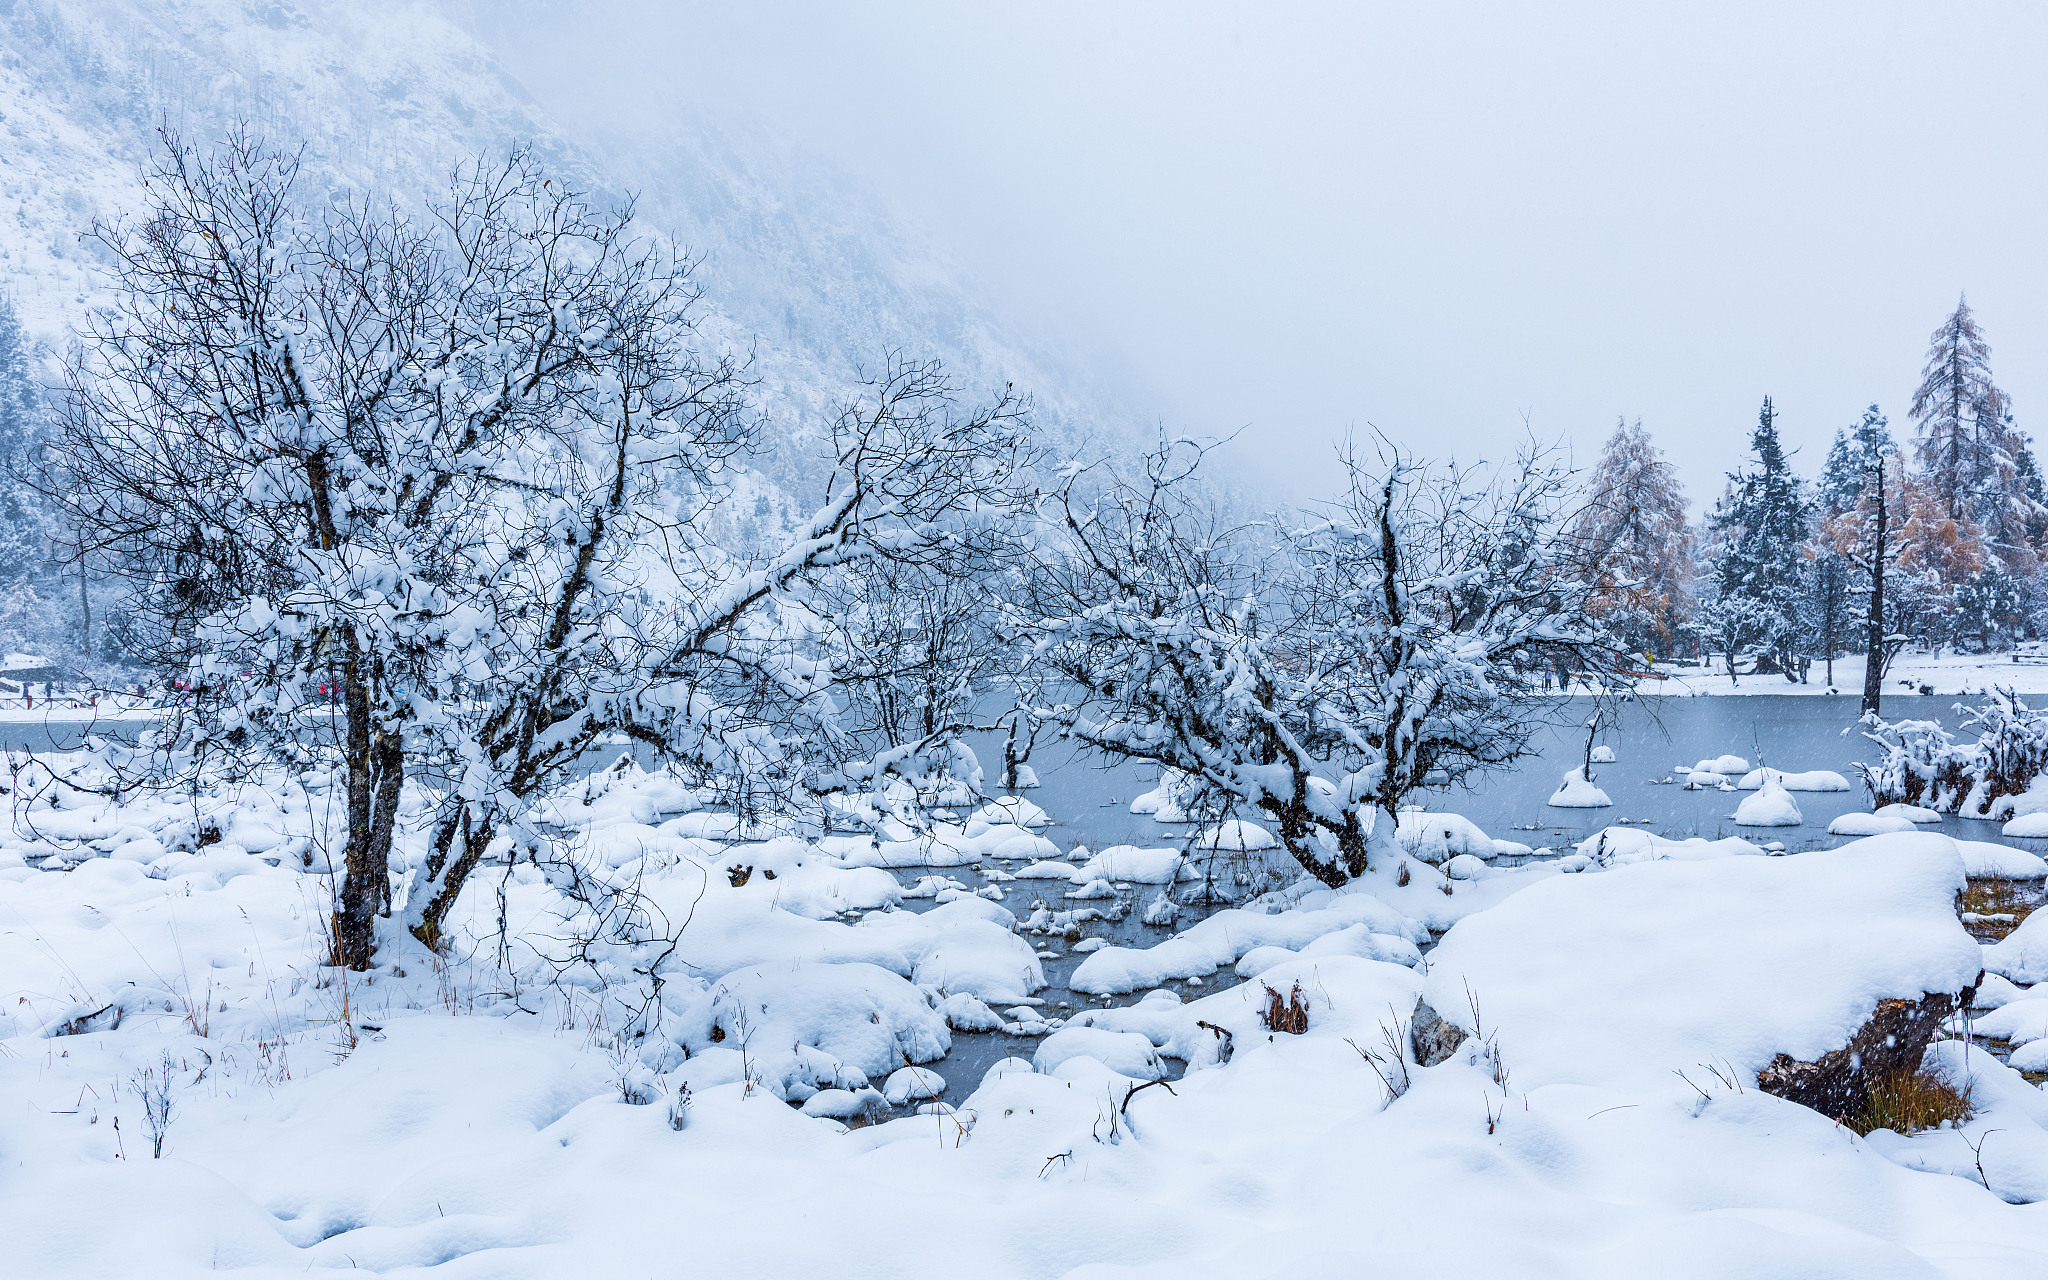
[968, 797, 1050, 829]
[2004, 811, 2048, 838]
[1077, 845, 1187, 883]
[1734, 773, 1802, 826]
[801, 1087, 888, 1119]
[935, 992, 1004, 1031]
[1142, 889, 1180, 927]
[1954, 839, 2048, 880]
[1396, 811, 1494, 864]
[1693, 754, 1750, 775]
[979, 1056, 1037, 1086]
[1197, 819, 1277, 851]
[1830, 811, 1917, 836]
[1590, 744, 1616, 763]
[1033, 1026, 1167, 1079]
[1736, 767, 1851, 792]
[882, 1065, 947, 1105]
[1008, 764, 1041, 789]
[1877, 803, 1942, 824]
[1547, 766, 1612, 808]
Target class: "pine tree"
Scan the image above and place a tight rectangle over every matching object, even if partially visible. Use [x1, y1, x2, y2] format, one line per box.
[1818, 405, 1893, 519]
[1708, 397, 1810, 678]
[1571, 417, 1694, 656]
[1909, 295, 2028, 543]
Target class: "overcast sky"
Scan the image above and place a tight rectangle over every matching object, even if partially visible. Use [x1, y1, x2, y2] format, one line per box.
[483, 1, 2048, 506]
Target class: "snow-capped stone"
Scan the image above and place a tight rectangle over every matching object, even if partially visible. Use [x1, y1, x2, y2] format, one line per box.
[1734, 774, 1802, 826]
[1736, 768, 1851, 792]
[1196, 820, 1277, 851]
[1033, 1026, 1168, 1079]
[1547, 766, 1612, 808]
[1693, 754, 1751, 775]
[1590, 745, 1617, 763]
[882, 1066, 947, 1105]
[1396, 811, 1495, 863]
[1829, 811, 1918, 836]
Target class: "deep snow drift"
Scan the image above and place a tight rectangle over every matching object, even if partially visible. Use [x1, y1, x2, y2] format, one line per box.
[4, 757, 2048, 1278]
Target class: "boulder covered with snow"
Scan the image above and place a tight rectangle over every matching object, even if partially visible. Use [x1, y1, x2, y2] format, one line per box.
[1877, 803, 1942, 824]
[1076, 845, 1189, 883]
[2004, 812, 2048, 838]
[1396, 811, 1495, 864]
[699, 961, 950, 1098]
[967, 796, 1050, 830]
[1954, 839, 2048, 880]
[1590, 744, 1616, 763]
[1733, 774, 1801, 826]
[1196, 820, 1277, 851]
[1546, 766, 1612, 808]
[1693, 754, 1751, 775]
[1828, 810, 1919, 836]
[1033, 1026, 1168, 1079]
[1575, 827, 1764, 866]
[1424, 834, 1983, 1098]
[1986, 910, 2048, 984]
[1736, 767, 1851, 792]
[1070, 889, 1426, 994]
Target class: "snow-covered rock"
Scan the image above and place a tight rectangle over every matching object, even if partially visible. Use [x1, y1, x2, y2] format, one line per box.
[1546, 766, 1612, 808]
[1590, 744, 1616, 763]
[1196, 820, 1277, 851]
[2004, 812, 2048, 838]
[968, 797, 1050, 830]
[1986, 911, 2048, 983]
[1575, 827, 1765, 865]
[1954, 839, 2048, 879]
[699, 962, 950, 1094]
[882, 1066, 947, 1105]
[1736, 767, 1851, 792]
[1070, 891, 1426, 994]
[1396, 811, 1496, 864]
[1733, 774, 1802, 826]
[1828, 811, 1918, 836]
[1076, 845, 1189, 883]
[1032, 1027, 1168, 1079]
[1693, 754, 1751, 775]
[1877, 803, 1943, 824]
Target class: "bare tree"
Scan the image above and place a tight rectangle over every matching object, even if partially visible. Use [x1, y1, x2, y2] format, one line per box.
[48, 126, 746, 967]
[1026, 435, 1625, 888]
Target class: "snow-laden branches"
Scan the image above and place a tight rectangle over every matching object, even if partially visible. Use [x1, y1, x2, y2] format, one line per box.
[1024, 435, 1628, 887]
[50, 126, 1036, 966]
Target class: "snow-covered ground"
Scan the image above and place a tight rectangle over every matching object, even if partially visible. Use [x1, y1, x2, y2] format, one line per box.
[5, 758, 2048, 1277]
[1649, 651, 2048, 698]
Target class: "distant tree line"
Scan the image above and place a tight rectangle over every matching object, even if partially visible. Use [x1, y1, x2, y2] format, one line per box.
[1575, 295, 2048, 713]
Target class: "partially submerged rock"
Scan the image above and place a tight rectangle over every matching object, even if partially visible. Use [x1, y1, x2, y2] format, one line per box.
[1756, 984, 1978, 1120]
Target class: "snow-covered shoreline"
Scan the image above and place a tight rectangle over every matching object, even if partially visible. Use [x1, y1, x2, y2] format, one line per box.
[7, 753, 2048, 1277]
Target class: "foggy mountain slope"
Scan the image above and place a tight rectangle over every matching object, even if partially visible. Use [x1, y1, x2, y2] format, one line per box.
[0, 0, 1141, 485]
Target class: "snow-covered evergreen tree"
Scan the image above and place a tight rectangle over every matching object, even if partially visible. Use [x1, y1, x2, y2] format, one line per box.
[1707, 397, 1809, 676]
[1817, 405, 1893, 519]
[1909, 296, 2032, 551]
[1571, 417, 1693, 656]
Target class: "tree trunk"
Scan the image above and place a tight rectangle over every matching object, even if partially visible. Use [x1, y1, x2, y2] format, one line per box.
[1861, 460, 1887, 717]
[411, 807, 496, 954]
[330, 650, 402, 970]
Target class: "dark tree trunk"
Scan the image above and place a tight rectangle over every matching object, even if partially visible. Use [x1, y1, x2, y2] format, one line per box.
[1861, 459, 1888, 717]
[330, 647, 403, 970]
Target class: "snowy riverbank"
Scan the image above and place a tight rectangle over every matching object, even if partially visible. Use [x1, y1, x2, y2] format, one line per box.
[5, 754, 2048, 1277]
